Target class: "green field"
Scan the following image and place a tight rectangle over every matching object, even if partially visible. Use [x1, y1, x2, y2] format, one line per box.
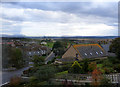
[44, 42, 54, 48]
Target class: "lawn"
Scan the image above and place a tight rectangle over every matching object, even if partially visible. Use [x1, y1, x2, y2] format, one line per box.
[55, 71, 68, 76]
[45, 42, 54, 48]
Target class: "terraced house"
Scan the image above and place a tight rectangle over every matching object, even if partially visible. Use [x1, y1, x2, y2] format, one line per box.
[62, 44, 107, 61]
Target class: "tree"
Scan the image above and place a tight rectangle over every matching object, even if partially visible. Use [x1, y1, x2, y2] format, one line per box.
[32, 55, 44, 67]
[52, 41, 66, 56]
[68, 61, 83, 74]
[91, 68, 102, 87]
[82, 59, 89, 73]
[88, 62, 97, 72]
[53, 41, 62, 48]
[9, 48, 24, 69]
[109, 38, 120, 59]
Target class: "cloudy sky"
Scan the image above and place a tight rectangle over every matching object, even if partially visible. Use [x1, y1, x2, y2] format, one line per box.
[0, 1, 118, 36]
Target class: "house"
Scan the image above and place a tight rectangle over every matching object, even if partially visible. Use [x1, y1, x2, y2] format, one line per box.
[26, 45, 51, 59]
[62, 44, 107, 60]
[101, 43, 116, 57]
[41, 42, 47, 45]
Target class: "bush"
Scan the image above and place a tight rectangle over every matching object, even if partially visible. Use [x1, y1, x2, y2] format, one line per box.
[57, 64, 71, 72]
[68, 61, 84, 74]
[9, 76, 21, 87]
[113, 64, 120, 73]
[100, 76, 112, 87]
[34, 65, 57, 81]
[108, 57, 120, 64]
[103, 67, 114, 74]
[103, 60, 113, 67]
[82, 59, 89, 73]
[88, 62, 97, 72]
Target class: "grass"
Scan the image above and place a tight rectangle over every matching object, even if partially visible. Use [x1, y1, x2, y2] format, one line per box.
[55, 71, 68, 76]
[97, 64, 103, 68]
[45, 42, 54, 48]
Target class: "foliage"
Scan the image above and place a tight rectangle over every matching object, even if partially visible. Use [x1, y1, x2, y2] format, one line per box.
[102, 59, 113, 67]
[45, 42, 54, 48]
[9, 48, 24, 69]
[113, 64, 120, 73]
[9, 76, 21, 87]
[88, 62, 97, 72]
[91, 68, 102, 87]
[34, 65, 57, 81]
[52, 41, 64, 49]
[2, 44, 11, 68]
[68, 61, 83, 74]
[55, 71, 68, 76]
[100, 76, 112, 87]
[57, 64, 71, 72]
[108, 57, 120, 64]
[82, 59, 89, 73]
[109, 38, 120, 59]
[32, 55, 44, 67]
[103, 67, 114, 74]
[52, 41, 67, 56]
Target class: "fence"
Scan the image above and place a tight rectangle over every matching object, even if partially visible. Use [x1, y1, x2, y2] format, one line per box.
[53, 73, 120, 84]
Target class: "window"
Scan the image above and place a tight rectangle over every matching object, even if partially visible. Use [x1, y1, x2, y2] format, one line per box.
[90, 53, 92, 55]
[96, 52, 98, 54]
[29, 52, 31, 54]
[76, 53, 79, 58]
[85, 53, 87, 56]
[100, 51, 103, 54]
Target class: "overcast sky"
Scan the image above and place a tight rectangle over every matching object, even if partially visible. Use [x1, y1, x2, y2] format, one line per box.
[0, 1, 118, 36]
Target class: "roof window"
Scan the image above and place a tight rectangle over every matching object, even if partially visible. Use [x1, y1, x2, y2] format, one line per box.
[96, 52, 98, 54]
[100, 51, 103, 54]
[90, 53, 92, 55]
[85, 53, 87, 56]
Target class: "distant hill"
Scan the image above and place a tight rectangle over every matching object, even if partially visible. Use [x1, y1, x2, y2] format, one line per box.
[0, 34, 119, 39]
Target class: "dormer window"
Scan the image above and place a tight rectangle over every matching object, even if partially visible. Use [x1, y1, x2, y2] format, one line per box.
[29, 52, 31, 54]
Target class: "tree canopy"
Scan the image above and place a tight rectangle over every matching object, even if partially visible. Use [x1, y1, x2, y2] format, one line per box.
[109, 38, 120, 59]
[32, 55, 44, 67]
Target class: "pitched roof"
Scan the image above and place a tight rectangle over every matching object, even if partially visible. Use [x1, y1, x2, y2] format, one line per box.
[73, 44, 106, 59]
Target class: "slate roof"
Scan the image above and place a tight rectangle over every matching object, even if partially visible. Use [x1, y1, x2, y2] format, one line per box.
[73, 44, 106, 59]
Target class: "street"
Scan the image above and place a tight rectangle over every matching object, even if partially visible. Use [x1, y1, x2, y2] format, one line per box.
[1, 67, 29, 85]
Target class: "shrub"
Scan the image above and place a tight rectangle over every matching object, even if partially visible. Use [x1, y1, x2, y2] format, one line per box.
[88, 62, 97, 72]
[82, 59, 89, 73]
[103, 60, 113, 67]
[9, 76, 21, 87]
[68, 61, 83, 74]
[34, 65, 57, 81]
[113, 64, 120, 73]
[100, 76, 112, 87]
[103, 67, 114, 74]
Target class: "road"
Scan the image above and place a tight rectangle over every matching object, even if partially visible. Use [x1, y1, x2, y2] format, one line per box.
[1, 67, 30, 85]
[45, 51, 55, 64]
